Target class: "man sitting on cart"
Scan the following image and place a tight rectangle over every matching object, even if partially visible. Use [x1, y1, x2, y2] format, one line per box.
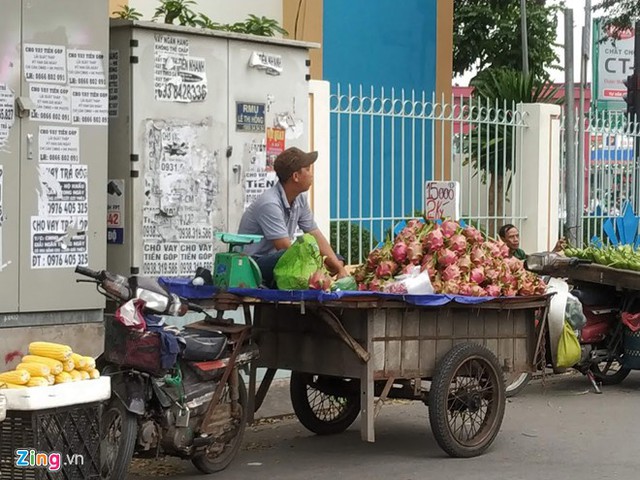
[238, 147, 348, 287]
[499, 223, 566, 260]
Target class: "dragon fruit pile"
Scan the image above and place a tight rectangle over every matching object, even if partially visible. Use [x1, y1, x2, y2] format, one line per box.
[354, 219, 546, 297]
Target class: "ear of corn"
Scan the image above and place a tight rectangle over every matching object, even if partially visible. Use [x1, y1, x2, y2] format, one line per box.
[28, 342, 72, 361]
[54, 372, 72, 384]
[46, 374, 55, 385]
[16, 362, 51, 377]
[82, 356, 96, 371]
[70, 353, 87, 370]
[79, 370, 90, 380]
[22, 356, 63, 375]
[0, 370, 30, 385]
[0, 381, 27, 389]
[62, 360, 75, 372]
[69, 370, 82, 382]
[26, 377, 50, 387]
[89, 369, 100, 379]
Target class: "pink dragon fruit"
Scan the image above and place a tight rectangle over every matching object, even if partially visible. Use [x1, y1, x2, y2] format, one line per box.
[457, 255, 473, 273]
[308, 270, 333, 291]
[423, 228, 444, 253]
[469, 267, 486, 285]
[485, 285, 502, 297]
[406, 240, 424, 265]
[498, 242, 511, 258]
[376, 260, 398, 279]
[366, 248, 382, 270]
[437, 248, 458, 267]
[442, 280, 460, 294]
[449, 234, 468, 254]
[458, 283, 474, 296]
[441, 219, 459, 238]
[392, 241, 408, 264]
[368, 277, 384, 291]
[487, 241, 501, 258]
[470, 285, 487, 297]
[462, 226, 484, 244]
[441, 264, 462, 282]
[470, 245, 486, 265]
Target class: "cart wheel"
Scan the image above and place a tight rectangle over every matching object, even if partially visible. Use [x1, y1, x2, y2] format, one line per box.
[429, 343, 506, 458]
[290, 372, 360, 435]
[505, 372, 532, 398]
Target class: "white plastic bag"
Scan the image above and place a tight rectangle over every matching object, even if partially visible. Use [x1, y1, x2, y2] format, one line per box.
[383, 266, 435, 295]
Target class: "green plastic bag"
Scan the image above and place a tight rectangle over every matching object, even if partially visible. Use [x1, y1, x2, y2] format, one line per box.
[274, 234, 323, 290]
[331, 276, 358, 292]
[557, 320, 581, 368]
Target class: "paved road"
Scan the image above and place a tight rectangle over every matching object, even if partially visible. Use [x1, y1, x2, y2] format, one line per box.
[129, 372, 640, 480]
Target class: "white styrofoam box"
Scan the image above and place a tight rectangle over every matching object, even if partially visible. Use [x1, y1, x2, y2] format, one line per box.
[2, 377, 111, 411]
[0, 393, 6, 421]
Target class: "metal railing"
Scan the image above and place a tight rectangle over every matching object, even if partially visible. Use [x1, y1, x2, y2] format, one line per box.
[329, 84, 527, 264]
[560, 108, 640, 247]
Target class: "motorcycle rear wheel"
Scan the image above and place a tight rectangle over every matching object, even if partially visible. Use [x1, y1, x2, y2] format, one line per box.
[589, 360, 630, 385]
[192, 374, 248, 474]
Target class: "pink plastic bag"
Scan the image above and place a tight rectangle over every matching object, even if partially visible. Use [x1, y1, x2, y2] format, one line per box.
[621, 312, 640, 332]
[114, 298, 146, 331]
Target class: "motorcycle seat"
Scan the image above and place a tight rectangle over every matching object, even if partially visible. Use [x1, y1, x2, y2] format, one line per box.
[571, 287, 617, 307]
[180, 328, 227, 361]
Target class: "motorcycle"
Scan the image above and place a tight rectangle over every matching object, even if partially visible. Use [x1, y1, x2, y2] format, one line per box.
[523, 252, 630, 393]
[74, 265, 257, 479]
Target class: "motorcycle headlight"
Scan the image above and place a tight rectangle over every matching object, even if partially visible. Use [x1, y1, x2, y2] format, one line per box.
[136, 289, 169, 313]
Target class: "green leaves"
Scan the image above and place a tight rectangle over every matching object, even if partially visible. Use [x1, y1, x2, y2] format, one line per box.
[148, 1, 288, 37]
[594, 0, 639, 37]
[112, 5, 143, 21]
[454, 0, 562, 78]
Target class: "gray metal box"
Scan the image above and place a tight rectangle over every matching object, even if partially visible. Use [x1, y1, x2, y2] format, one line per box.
[0, 0, 109, 315]
[107, 21, 314, 277]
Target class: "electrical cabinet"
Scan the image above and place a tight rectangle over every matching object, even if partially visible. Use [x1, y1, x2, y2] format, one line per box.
[0, 0, 108, 315]
[107, 21, 314, 277]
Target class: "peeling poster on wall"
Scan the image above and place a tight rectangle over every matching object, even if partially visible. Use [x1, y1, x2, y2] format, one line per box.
[31, 163, 89, 269]
[109, 50, 119, 117]
[0, 84, 15, 151]
[154, 35, 208, 103]
[142, 119, 222, 276]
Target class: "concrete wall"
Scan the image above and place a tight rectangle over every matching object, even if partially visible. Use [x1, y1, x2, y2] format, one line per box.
[1, 324, 104, 370]
[518, 103, 562, 254]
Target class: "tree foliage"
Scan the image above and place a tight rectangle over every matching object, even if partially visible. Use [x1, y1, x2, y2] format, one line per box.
[593, 0, 639, 38]
[453, 0, 563, 79]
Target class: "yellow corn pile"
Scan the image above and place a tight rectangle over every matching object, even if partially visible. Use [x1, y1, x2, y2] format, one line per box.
[0, 341, 100, 388]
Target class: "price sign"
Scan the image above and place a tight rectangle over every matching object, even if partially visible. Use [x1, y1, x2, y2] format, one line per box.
[424, 181, 460, 220]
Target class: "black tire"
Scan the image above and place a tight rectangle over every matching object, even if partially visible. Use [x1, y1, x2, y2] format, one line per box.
[101, 398, 137, 480]
[290, 372, 360, 435]
[192, 374, 248, 474]
[505, 372, 532, 398]
[429, 343, 506, 458]
[590, 360, 631, 385]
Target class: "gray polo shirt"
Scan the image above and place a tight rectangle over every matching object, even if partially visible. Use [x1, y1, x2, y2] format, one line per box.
[238, 182, 318, 257]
